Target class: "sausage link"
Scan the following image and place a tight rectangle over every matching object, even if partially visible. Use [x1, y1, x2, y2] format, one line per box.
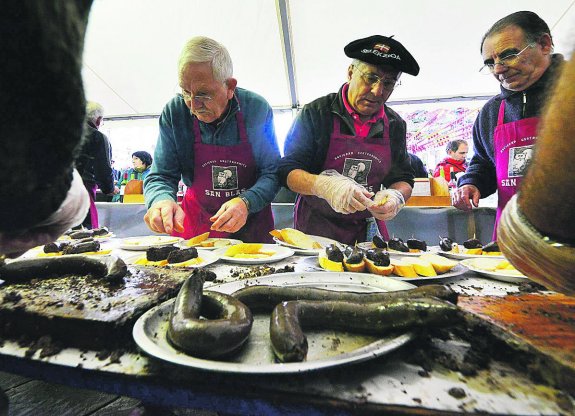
[270, 297, 459, 363]
[234, 284, 457, 312]
[167, 275, 253, 358]
[0, 255, 126, 282]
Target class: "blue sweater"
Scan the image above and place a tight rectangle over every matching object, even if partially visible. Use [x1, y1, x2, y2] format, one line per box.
[144, 88, 281, 213]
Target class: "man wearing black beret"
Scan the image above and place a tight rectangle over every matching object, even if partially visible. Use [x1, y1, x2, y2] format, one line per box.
[277, 35, 418, 245]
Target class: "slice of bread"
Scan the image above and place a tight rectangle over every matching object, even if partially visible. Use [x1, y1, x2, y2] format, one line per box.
[419, 253, 458, 274]
[400, 257, 437, 277]
[390, 258, 418, 278]
[280, 228, 316, 249]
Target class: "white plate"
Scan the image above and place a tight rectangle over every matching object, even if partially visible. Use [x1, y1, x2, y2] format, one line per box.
[297, 256, 468, 282]
[176, 238, 243, 251]
[119, 235, 183, 251]
[273, 235, 340, 255]
[460, 258, 528, 283]
[356, 242, 438, 257]
[126, 250, 219, 268]
[438, 250, 504, 260]
[132, 272, 415, 374]
[213, 244, 295, 264]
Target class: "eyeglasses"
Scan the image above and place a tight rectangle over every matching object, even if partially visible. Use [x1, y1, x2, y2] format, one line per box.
[180, 90, 213, 103]
[479, 43, 535, 74]
[354, 66, 401, 91]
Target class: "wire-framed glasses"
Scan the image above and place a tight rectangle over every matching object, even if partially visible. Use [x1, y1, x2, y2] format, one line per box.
[479, 43, 535, 74]
[354, 66, 401, 91]
[180, 90, 213, 103]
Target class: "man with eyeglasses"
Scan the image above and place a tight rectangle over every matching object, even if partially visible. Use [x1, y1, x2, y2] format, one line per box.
[278, 35, 419, 245]
[144, 36, 280, 242]
[452, 11, 564, 239]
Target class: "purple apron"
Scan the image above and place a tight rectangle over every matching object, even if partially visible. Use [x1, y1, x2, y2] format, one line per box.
[174, 108, 274, 243]
[86, 183, 99, 229]
[493, 100, 538, 239]
[294, 116, 392, 245]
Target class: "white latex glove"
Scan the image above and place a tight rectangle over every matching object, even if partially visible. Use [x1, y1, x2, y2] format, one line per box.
[311, 170, 374, 214]
[368, 189, 405, 221]
[0, 169, 90, 258]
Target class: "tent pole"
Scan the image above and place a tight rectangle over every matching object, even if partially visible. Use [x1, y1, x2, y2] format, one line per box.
[275, 0, 299, 109]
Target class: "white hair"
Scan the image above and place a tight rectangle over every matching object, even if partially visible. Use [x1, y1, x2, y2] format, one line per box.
[178, 36, 233, 83]
[86, 101, 104, 122]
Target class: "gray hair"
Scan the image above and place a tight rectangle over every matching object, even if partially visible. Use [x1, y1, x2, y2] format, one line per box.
[178, 36, 233, 83]
[351, 58, 401, 79]
[86, 101, 104, 122]
[481, 11, 553, 52]
[351, 59, 366, 69]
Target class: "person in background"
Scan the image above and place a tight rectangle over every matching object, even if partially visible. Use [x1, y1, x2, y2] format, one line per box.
[76, 101, 119, 227]
[144, 36, 280, 242]
[119, 151, 153, 183]
[113, 151, 153, 202]
[409, 152, 429, 178]
[111, 159, 121, 183]
[277, 35, 418, 245]
[498, 50, 575, 295]
[0, 2, 92, 259]
[452, 11, 563, 239]
[433, 139, 468, 180]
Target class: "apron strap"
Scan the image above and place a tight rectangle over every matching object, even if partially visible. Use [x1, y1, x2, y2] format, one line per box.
[497, 100, 506, 126]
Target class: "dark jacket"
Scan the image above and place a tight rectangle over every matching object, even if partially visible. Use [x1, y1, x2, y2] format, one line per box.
[278, 84, 414, 189]
[409, 153, 429, 178]
[75, 122, 115, 194]
[458, 54, 564, 197]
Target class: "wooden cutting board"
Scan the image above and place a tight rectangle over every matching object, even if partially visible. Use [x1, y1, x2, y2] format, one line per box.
[0, 265, 191, 349]
[458, 293, 575, 393]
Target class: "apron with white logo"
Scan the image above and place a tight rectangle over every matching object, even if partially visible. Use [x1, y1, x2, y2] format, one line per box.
[294, 116, 392, 245]
[493, 99, 538, 239]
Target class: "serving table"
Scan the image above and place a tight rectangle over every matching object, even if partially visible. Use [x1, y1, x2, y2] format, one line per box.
[0, 239, 573, 415]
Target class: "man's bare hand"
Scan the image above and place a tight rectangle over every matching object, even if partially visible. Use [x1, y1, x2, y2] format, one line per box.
[144, 200, 185, 234]
[451, 185, 481, 211]
[209, 197, 249, 233]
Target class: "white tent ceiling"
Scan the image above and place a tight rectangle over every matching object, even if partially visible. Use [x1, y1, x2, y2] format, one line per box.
[83, 0, 575, 118]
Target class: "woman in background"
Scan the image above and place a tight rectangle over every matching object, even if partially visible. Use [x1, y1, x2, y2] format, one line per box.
[113, 151, 153, 201]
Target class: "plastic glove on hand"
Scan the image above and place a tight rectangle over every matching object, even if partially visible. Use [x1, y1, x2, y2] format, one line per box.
[368, 189, 405, 221]
[311, 170, 373, 214]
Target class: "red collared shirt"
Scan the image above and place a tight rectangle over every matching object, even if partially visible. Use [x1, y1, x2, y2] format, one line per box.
[342, 83, 385, 138]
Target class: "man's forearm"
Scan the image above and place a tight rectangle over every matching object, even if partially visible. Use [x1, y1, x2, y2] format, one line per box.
[286, 169, 318, 195]
[389, 181, 413, 203]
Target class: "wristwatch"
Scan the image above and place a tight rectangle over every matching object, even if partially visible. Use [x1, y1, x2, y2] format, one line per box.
[239, 195, 250, 212]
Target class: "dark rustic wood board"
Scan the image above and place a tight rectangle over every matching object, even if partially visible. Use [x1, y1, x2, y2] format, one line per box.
[458, 293, 575, 393]
[0, 265, 192, 349]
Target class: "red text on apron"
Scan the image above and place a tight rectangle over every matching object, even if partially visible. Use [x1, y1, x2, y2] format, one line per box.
[174, 107, 274, 243]
[493, 99, 538, 239]
[294, 115, 392, 245]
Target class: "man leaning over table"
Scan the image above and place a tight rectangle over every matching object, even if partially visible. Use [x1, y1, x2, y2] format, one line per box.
[277, 35, 417, 245]
[451, 11, 564, 239]
[144, 36, 281, 243]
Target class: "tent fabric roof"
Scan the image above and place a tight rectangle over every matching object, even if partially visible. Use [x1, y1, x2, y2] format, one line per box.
[83, 0, 575, 117]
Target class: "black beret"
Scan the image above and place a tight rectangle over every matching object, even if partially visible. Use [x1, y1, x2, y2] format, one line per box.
[344, 35, 420, 76]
